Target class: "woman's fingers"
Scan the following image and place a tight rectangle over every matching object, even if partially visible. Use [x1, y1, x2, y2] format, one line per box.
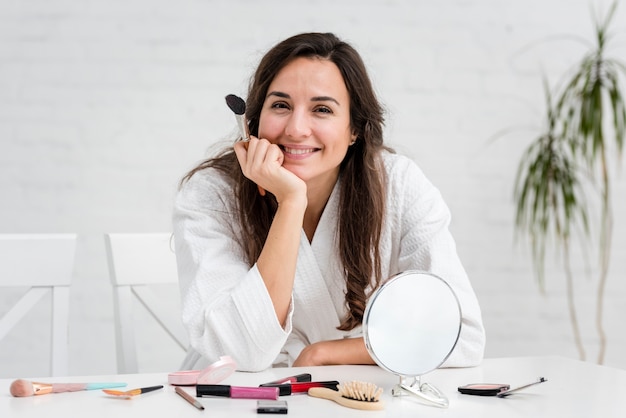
[235, 137, 296, 196]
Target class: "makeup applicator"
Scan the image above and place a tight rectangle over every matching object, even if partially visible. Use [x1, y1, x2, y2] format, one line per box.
[225, 94, 266, 196]
[9, 379, 126, 397]
[225, 94, 250, 141]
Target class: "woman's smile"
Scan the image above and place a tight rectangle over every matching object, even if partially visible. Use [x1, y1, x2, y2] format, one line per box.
[258, 56, 354, 189]
[280, 145, 321, 159]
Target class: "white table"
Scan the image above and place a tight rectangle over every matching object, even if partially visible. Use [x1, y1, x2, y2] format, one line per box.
[1, 356, 625, 417]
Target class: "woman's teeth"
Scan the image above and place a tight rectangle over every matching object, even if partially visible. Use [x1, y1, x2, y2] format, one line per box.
[284, 147, 316, 155]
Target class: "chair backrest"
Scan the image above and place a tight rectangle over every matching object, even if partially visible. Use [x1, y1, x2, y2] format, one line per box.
[104, 233, 188, 374]
[0, 234, 77, 377]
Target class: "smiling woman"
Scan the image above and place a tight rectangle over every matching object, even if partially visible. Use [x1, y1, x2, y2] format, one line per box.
[257, 57, 356, 197]
[172, 32, 485, 372]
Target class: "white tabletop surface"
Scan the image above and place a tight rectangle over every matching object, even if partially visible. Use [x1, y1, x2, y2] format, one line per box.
[1, 356, 625, 417]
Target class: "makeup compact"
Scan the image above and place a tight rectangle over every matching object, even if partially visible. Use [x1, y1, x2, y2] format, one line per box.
[257, 400, 288, 414]
[458, 377, 547, 397]
[168, 355, 237, 386]
[458, 383, 510, 396]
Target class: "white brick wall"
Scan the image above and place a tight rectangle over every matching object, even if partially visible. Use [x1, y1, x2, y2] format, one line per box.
[1, 0, 625, 376]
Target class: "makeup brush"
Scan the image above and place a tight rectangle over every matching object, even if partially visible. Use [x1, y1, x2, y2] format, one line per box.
[225, 94, 266, 196]
[103, 385, 164, 398]
[225, 94, 250, 141]
[10, 379, 126, 397]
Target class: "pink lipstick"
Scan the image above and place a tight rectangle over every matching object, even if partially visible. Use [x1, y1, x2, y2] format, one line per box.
[260, 381, 339, 396]
[196, 384, 279, 400]
[260, 373, 312, 386]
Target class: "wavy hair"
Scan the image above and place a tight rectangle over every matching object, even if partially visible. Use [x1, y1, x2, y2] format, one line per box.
[182, 33, 390, 331]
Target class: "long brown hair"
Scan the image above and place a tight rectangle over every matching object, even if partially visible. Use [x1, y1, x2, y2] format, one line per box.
[182, 33, 390, 331]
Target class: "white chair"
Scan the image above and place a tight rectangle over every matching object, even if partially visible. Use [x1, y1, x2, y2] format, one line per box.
[104, 233, 188, 374]
[0, 234, 77, 377]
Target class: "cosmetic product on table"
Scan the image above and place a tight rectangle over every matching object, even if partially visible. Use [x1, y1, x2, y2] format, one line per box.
[197, 384, 279, 400]
[9, 379, 126, 397]
[168, 355, 237, 386]
[261, 381, 339, 396]
[260, 373, 312, 386]
[176, 386, 205, 410]
[497, 377, 547, 397]
[257, 400, 288, 414]
[103, 385, 164, 398]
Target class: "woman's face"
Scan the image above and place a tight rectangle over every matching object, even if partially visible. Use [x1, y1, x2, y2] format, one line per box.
[258, 57, 355, 190]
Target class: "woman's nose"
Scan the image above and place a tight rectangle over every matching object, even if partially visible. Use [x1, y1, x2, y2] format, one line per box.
[284, 110, 311, 139]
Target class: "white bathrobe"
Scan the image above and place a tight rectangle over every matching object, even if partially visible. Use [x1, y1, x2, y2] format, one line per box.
[173, 152, 485, 372]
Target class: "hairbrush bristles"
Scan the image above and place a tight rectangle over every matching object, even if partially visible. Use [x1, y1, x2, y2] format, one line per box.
[308, 381, 385, 410]
[225, 94, 246, 115]
[338, 381, 384, 402]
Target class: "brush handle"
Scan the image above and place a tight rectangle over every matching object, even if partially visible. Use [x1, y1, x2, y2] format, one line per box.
[85, 382, 127, 390]
[308, 387, 385, 411]
[50, 382, 124, 393]
[234, 114, 250, 141]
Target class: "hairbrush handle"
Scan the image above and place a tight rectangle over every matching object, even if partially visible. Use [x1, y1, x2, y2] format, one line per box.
[308, 387, 385, 411]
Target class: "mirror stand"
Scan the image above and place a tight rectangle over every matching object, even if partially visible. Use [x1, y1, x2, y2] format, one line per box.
[391, 375, 449, 408]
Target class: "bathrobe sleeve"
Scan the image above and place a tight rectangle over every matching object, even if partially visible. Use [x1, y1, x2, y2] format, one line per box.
[383, 154, 486, 367]
[172, 168, 292, 372]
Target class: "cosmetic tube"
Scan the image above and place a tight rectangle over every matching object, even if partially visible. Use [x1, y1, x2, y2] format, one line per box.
[197, 384, 279, 400]
[262, 381, 340, 396]
[260, 373, 312, 386]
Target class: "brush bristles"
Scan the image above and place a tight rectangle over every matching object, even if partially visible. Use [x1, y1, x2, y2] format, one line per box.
[225, 94, 246, 115]
[10, 379, 34, 397]
[338, 381, 383, 402]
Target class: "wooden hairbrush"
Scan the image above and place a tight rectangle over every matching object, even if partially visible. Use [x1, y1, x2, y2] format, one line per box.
[308, 381, 385, 410]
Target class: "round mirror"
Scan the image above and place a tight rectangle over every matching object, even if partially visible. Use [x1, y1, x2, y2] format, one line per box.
[363, 270, 462, 407]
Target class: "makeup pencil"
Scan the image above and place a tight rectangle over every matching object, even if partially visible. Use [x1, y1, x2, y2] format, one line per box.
[176, 386, 204, 410]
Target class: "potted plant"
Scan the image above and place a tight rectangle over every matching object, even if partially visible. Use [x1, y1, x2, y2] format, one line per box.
[513, 2, 625, 364]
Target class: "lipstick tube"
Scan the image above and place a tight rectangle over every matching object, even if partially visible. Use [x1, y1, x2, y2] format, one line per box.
[261, 381, 339, 396]
[260, 373, 312, 386]
[196, 384, 279, 400]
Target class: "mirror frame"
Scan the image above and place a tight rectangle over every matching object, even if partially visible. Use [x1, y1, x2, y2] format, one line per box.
[363, 270, 462, 377]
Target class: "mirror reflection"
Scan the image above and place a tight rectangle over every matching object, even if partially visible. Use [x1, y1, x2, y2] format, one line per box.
[363, 270, 462, 407]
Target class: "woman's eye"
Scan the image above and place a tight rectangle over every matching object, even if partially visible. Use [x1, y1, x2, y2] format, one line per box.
[270, 101, 290, 110]
[315, 106, 333, 114]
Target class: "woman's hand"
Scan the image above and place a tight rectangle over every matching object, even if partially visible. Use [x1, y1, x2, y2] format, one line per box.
[234, 136, 307, 326]
[234, 136, 306, 204]
[292, 338, 377, 367]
